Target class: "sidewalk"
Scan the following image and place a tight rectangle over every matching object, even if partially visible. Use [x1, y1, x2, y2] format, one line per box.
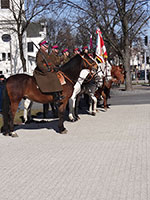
[0, 101, 150, 199]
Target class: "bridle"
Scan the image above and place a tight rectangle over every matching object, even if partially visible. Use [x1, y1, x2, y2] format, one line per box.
[80, 55, 98, 70]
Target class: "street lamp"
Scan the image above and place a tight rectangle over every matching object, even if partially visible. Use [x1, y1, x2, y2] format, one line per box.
[144, 35, 148, 82]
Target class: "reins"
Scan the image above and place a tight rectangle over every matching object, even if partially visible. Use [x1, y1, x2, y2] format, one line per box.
[80, 55, 97, 70]
[58, 71, 74, 85]
[57, 55, 99, 85]
[84, 72, 95, 83]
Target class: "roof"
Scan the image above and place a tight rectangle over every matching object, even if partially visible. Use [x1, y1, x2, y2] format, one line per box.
[27, 22, 46, 37]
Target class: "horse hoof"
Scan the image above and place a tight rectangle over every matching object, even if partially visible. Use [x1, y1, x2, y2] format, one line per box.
[69, 118, 76, 122]
[60, 129, 68, 134]
[3, 133, 10, 136]
[11, 132, 19, 137]
[74, 117, 79, 121]
[92, 112, 96, 116]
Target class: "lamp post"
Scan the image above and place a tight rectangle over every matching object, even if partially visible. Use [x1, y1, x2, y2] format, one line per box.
[144, 36, 148, 82]
[144, 50, 147, 82]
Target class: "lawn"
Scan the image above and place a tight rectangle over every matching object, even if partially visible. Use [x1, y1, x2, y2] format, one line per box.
[0, 109, 42, 130]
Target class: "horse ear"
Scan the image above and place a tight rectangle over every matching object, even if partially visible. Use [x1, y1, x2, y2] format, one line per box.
[93, 51, 96, 58]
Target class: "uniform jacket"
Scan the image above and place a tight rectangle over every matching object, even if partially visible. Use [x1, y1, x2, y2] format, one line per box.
[33, 49, 62, 93]
[49, 52, 64, 67]
[61, 56, 70, 65]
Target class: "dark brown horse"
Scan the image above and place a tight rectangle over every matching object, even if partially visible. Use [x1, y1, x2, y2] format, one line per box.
[95, 65, 125, 110]
[1, 53, 97, 137]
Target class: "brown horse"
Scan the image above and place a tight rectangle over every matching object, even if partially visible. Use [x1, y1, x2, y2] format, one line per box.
[95, 65, 125, 110]
[1, 53, 97, 137]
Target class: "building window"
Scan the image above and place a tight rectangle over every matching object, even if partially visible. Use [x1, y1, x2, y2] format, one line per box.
[2, 53, 6, 61]
[28, 42, 34, 52]
[2, 34, 11, 42]
[1, 0, 10, 9]
[8, 53, 11, 61]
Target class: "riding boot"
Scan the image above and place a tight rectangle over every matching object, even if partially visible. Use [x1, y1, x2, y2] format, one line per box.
[53, 92, 64, 102]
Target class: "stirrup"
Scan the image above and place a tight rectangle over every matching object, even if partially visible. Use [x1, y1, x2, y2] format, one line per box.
[59, 95, 65, 101]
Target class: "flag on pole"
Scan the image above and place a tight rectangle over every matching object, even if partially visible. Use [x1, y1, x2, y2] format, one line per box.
[90, 35, 93, 50]
[95, 28, 108, 63]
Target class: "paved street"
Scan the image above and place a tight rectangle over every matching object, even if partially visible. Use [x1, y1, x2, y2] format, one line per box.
[1, 85, 150, 200]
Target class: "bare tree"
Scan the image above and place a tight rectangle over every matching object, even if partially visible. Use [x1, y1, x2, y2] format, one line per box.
[46, 18, 76, 53]
[60, 0, 150, 90]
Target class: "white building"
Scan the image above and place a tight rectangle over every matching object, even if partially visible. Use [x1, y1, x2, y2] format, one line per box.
[0, 0, 46, 77]
[26, 22, 47, 75]
[0, 0, 26, 77]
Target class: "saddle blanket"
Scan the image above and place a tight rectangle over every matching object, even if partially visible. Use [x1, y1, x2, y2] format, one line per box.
[57, 71, 66, 85]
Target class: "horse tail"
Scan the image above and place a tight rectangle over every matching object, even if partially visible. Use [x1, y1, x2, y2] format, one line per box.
[1, 81, 11, 135]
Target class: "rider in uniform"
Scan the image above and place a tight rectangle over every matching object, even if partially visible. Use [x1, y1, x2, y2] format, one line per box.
[33, 40, 64, 102]
[82, 46, 89, 54]
[73, 48, 80, 57]
[49, 45, 64, 67]
[61, 48, 70, 65]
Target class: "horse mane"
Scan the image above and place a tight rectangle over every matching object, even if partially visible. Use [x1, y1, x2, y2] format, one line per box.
[59, 53, 93, 83]
[60, 52, 91, 72]
[60, 54, 81, 72]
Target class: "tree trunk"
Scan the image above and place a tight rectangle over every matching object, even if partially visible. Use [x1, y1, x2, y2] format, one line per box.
[18, 34, 26, 72]
[122, 43, 132, 91]
[121, 15, 133, 91]
[123, 54, 132, 91]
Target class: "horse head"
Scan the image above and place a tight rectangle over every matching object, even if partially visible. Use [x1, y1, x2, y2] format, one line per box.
[80, 52, 98, 71]
[111, 65, 125, 84]
[104, 61, 112, 81]
[60, 53, 98, 83]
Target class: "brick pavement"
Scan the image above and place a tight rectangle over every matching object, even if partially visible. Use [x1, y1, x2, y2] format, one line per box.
[0, 103, 150, 200]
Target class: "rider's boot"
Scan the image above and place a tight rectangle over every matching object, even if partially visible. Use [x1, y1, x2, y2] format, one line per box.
[53, 92, 64, 103]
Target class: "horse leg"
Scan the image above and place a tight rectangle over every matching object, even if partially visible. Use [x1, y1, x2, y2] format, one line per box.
[106, 87, 111, 108]
[43, 103, 49, 118]
[23, 99, 33, 123]
[50, 102, 58, 118]
[74, 94, 81, 120]
[1, 83, 12, 136]
[27, 100, 33, 121]
[92, 96, 97, 115]
[2, 101, 19, 137]
[89, 98, 93, 115]
[1, 106, 11, 136]
[58, 100, 68, 134]
[68, 98, 76, 122]
[102, 91, 107, 111]
[89, 95, 97, 116]
[9, 101, 21, 137]
[69, 83, 82, 122]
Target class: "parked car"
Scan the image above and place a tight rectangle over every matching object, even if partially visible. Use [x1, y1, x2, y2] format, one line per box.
[137, 70, 149, 80]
